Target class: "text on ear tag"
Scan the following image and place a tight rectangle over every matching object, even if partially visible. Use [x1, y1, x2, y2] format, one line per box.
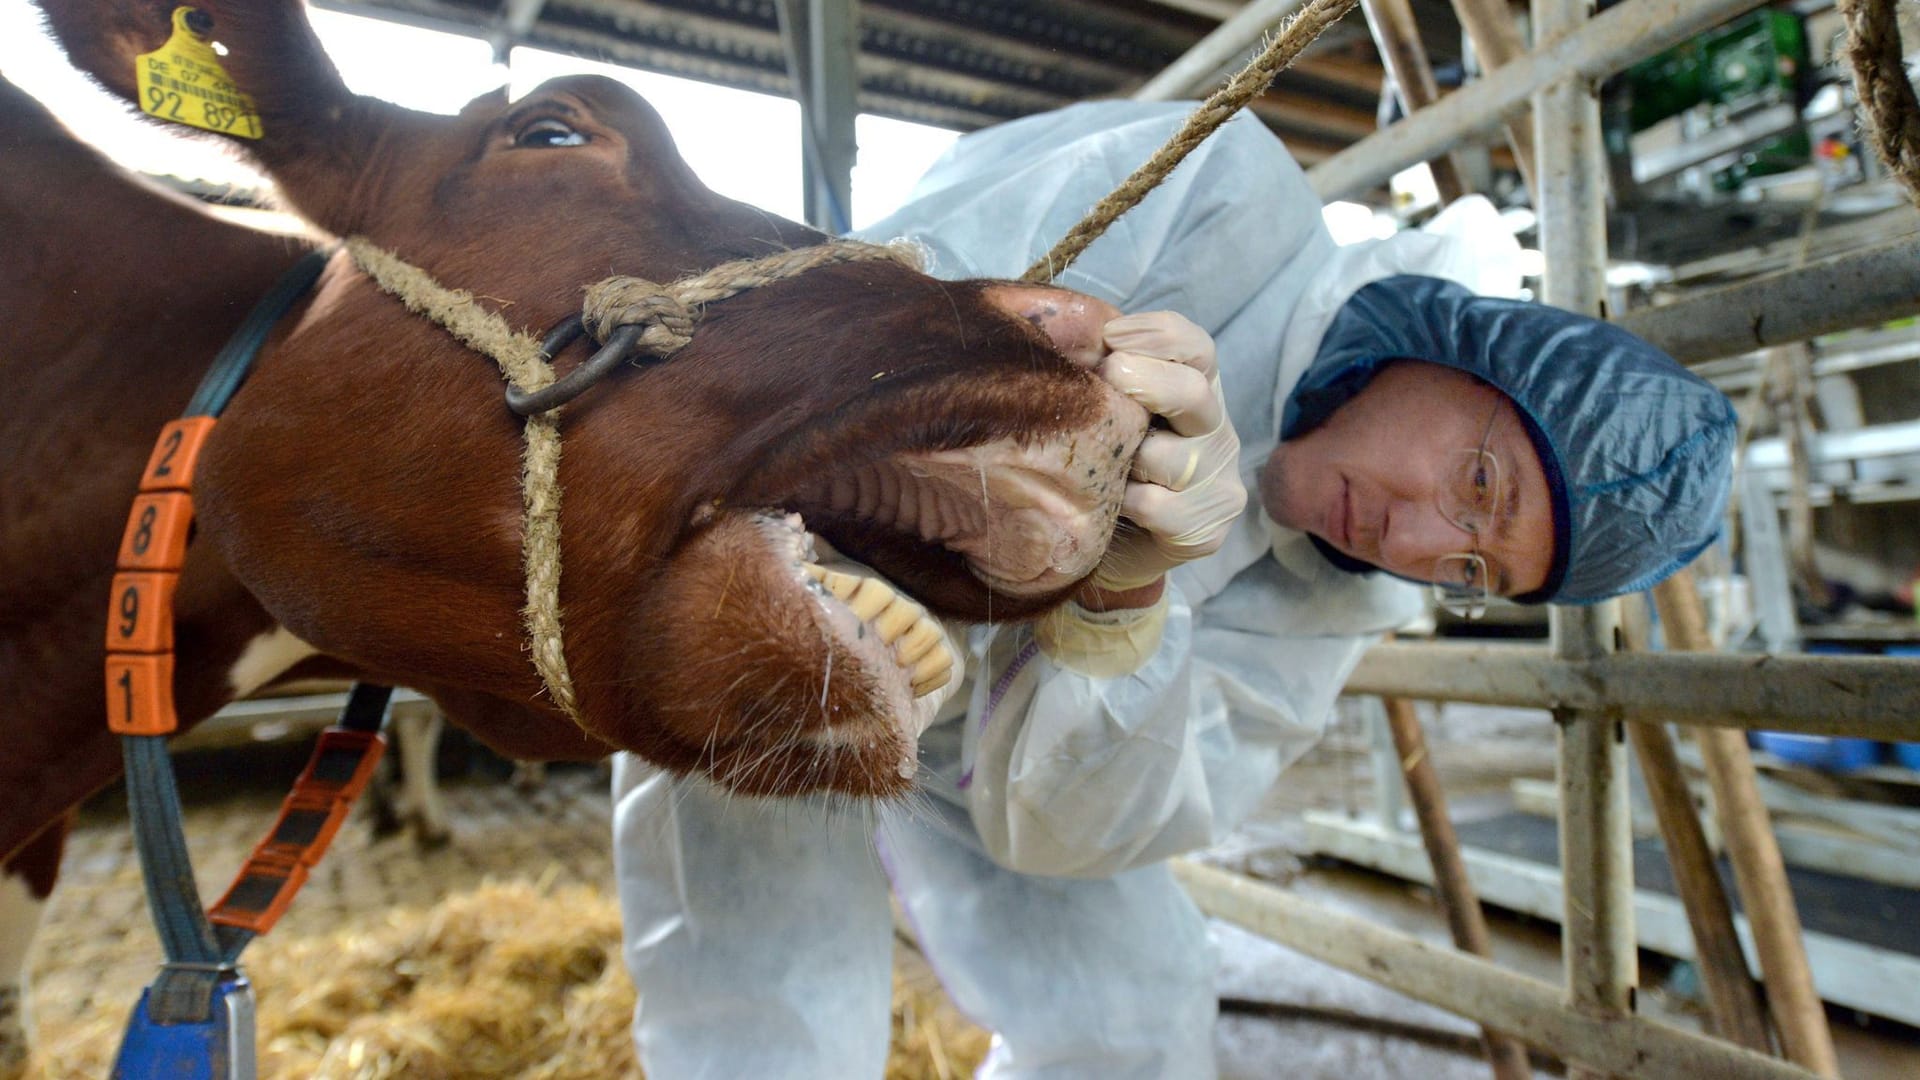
[134, 7, 263, 139]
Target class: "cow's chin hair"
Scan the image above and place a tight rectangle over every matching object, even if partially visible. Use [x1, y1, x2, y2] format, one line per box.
[617, 509, 958, 800]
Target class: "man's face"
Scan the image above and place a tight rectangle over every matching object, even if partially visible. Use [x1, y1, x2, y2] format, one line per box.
[1260, 360, 1555, 598]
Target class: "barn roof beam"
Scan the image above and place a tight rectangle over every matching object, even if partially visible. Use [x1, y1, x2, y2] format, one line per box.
[1133, 0, 1308, 100]
[1289, 53, 1384, 95]
[490, 0, 549, 61]
[1137, 0, 1249, 22]
[324, 0, 1382, 148]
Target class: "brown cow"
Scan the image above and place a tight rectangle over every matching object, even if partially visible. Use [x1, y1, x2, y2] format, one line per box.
[0, 0, 1147, 1060]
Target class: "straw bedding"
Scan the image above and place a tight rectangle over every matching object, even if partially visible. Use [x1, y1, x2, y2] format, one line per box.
[25, 773, 985, 1079]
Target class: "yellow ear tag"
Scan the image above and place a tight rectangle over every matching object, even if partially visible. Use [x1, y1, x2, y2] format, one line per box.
[134, 7, 262, 139]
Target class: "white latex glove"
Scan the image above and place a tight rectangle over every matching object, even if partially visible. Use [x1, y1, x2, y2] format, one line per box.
[1089, 311, 1247, 592]
[1035, 590, 1170, 678]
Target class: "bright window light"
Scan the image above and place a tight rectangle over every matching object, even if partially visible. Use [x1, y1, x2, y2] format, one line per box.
[307, 9, 504, 115]
[3, 3, 958, 228]
[851, 114, 959, 229]
[1390, 162, 1440, 214]
[1606, 261, 1670, 288]
[1322, 200, 1396, 245]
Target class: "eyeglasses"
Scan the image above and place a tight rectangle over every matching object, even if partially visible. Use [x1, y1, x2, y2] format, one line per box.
[1431, 401, 1504, 620]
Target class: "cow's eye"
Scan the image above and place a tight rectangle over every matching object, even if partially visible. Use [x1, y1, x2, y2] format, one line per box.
[514, 119, 588, 148]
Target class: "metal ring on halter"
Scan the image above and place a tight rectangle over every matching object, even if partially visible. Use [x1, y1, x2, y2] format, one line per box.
[506, 319, 645, 417]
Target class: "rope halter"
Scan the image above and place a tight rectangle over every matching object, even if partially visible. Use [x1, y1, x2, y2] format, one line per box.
[516, 240, 926, 415]
[343, 235, 922, 727]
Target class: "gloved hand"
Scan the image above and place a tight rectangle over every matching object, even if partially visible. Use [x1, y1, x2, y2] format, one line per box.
[1035, 591, 1170, 678]
[1088, 311, 1247, 593]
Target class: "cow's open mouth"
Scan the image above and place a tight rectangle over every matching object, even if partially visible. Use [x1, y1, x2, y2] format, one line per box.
[798, 430, 1130, 595]
[720, 511, 957, 788]
[722, 342, 1152, 626]
[801, 558, 956, 697]
[748, 412, 1145, 625]
[753, 515, 957, 702]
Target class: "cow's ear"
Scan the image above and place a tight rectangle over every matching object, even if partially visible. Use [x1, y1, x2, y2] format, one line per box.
[36, 0, 393, 232]
[38, 2, 354, 131]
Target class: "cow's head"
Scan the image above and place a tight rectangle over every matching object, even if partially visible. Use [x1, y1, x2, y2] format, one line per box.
[38, 0, 1149, 797]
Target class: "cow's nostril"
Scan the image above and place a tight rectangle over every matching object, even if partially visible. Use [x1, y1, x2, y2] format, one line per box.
[982, 284, 1122, 370]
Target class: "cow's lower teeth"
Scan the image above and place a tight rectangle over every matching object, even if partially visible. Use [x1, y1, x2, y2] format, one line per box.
[805, 562, 953, 699]
[910, 649, 953, 696]
[896, 620, 941, 664]
[846, 578, 894, 621]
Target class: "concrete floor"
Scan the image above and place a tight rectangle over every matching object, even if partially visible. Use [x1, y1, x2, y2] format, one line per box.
[30, 700, 1920, 1078]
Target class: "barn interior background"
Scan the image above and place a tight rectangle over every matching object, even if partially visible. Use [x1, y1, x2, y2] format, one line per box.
[7, 0, 1920, 1075]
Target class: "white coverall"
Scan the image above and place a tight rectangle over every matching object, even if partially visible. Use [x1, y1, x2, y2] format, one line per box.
[612, 101, 1519, 1080]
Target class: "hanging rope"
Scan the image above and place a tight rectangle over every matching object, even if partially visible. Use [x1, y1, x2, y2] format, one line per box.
[1837, 0, 1920, 208]
[1022, 0, 1361, 283]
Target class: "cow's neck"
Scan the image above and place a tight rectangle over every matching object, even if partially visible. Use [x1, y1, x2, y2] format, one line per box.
[0, 102, 316, 862]
[2, 136, 307, 616]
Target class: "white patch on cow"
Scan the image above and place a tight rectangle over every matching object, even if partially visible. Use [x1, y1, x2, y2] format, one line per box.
[394, 711, 452, 846]
[226, 626, 321, 699]
[0, 875, 45, 1069]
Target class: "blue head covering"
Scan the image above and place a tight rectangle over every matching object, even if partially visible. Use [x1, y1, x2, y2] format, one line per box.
[1280, 275, 1737, 604]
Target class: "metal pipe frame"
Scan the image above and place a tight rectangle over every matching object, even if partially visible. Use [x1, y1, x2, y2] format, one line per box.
[804, 0, 858, 233]
[1189, 0, 1913, 1073]
[1307, 0, 1770, 200]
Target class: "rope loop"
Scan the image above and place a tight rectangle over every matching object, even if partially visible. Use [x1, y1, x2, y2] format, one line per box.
[580, 238, 925, 360]
[583, 278, 696, 354]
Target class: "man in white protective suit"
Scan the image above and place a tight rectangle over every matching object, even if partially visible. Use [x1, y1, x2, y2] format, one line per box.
[610, 100, 1737, 1079]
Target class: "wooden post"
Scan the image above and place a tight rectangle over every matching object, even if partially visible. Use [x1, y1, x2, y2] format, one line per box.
[1651, 572, 1841, 1077]
[1446, 0, 1541, 200]
[1625, 722, 1774, 1051]
[1360, 0, 1473, 201]
[1762, 345, 1831, 607]
[1384, 696, 1536, 1079]
[1617, 595, 1772, 1051]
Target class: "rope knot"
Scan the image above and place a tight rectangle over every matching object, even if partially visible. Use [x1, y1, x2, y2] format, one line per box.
[583, 277, 698, 357]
